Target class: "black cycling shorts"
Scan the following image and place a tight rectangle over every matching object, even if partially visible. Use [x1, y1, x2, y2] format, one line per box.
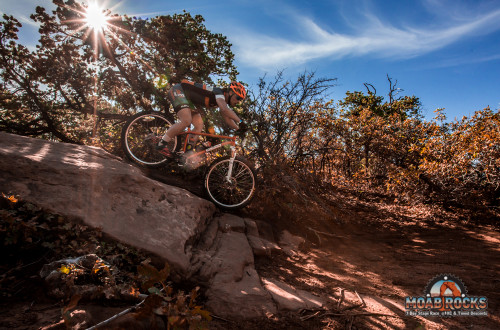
[167, 84, 195, 113]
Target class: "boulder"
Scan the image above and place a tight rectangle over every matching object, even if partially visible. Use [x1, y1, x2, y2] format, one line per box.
[279, 230, 306, 256]
[0, 133, 317, 321]
[190, 214, 277, 319]
[245, 219, 281, 256]
[0, 132, 216, 276]
[262, 278, 325, 311]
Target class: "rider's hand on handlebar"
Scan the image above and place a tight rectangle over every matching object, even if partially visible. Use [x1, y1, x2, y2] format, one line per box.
[235, 121, 248, 137]
[233, 121, 247, 139]
[238, 121, 248, 132]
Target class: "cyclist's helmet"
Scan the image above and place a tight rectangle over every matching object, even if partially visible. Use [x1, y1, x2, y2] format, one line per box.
[229, 81, 247, 100]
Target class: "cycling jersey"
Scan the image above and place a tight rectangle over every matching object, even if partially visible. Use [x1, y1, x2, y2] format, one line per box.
[168, 80, 225, 113]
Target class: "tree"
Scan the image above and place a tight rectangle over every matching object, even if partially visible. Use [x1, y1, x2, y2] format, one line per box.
[0, 0, 237, 143]
[0, 13, 82, 142]
[335, 77, 423, 180]
[341, 76, 421, 119]
[244, 71, 337, 166]
[418, 107, 500, 208]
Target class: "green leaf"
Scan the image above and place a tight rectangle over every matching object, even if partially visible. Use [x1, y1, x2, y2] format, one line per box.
[153, 74, 169, 89]
[148, 287, 162, 295]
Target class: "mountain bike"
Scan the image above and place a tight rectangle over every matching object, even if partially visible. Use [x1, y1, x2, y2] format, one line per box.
[121, 111, 256, 209]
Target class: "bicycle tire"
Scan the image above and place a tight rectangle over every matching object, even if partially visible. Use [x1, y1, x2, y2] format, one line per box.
[205, 156, 257, 209]
[121, 112, 179, 167]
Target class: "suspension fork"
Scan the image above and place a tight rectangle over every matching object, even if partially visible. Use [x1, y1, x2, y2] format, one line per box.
[225, 146, 237, 182]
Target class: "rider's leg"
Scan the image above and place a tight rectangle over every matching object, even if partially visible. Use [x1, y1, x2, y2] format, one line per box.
[161, 107, 192, 142]
[188, 111, 204, 145]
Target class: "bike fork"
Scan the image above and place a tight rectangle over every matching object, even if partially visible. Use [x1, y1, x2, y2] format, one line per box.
[225, 147, 237, 182]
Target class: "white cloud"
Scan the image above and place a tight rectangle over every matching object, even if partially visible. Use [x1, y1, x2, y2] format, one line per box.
[17, 15, 40, 28]
[423, 53, 500, 70]
[232, 6, 500, 70]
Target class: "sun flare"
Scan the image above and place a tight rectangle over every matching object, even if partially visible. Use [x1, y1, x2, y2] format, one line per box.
[85, 1, 109, 31]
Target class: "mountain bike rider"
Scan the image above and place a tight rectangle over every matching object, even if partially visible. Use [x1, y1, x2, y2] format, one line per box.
[157, 80, 247, 157]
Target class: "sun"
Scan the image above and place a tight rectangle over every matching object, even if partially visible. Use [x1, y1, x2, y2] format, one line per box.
[85, 1, 109, 31]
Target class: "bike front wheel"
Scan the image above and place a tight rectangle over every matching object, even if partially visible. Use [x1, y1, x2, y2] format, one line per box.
[121, 112, 178, 167]
[205, 156, 256, 209]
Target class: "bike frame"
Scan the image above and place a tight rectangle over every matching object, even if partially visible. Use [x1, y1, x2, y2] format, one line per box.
[179, 129, 238, 180]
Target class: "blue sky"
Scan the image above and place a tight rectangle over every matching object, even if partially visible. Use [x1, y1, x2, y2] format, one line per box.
[2, 0, 500, 120]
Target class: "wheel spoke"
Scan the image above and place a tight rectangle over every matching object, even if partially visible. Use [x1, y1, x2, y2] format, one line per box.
[206, 158, 255, 208]
[123, 113, 176, 166]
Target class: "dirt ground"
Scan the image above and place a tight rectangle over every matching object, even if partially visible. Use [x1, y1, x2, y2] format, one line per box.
[250, 218, 500, 329]
[248, 192, 500, 329]
[214, 177, 499, 329]
[1, 175, 499, 329]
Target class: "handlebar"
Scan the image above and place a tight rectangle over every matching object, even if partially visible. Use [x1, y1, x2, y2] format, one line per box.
[234, 121, 249, 138]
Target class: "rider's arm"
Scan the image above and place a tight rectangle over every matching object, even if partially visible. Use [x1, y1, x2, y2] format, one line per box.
[216, 97, 240, 130]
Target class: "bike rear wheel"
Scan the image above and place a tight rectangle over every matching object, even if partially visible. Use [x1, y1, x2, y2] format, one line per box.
[205, 156, 256, 209]
[121, 112, 178, 167]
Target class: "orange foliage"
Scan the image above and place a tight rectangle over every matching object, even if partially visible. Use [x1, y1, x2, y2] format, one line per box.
[247, 75, 498, 219]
